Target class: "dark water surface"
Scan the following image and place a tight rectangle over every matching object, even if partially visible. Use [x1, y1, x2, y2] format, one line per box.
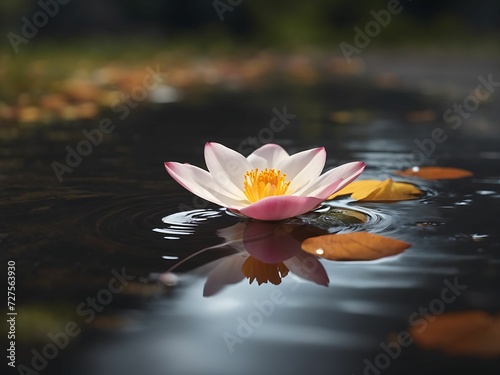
[2, 73, 500, 375]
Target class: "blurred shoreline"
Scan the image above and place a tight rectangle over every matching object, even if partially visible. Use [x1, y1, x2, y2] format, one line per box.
[1, 42, 499, 125]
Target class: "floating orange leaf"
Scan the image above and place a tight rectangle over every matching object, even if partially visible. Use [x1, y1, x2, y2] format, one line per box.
[396, 166, 473, 180]
[409, 311, 500, 357]
[301, 232, 411, 261]
[328, 178, 422, 201]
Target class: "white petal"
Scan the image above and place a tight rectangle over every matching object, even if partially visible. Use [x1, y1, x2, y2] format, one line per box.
[204, 142, 252, 200]
[277, 147, 326, 192]
[165, 162, 247, 209]
[247, 143, 289, 170]
[296, 161, 366, 199]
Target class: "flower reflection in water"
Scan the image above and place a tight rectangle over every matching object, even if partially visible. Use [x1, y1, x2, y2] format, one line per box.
[161, 220, 330, 297]
[241, 257, 289, 286]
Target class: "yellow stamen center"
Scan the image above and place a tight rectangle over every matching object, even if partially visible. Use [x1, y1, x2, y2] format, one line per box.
[243, 168, 290, 203]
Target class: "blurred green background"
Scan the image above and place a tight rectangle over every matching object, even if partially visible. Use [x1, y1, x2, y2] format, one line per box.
[1, 0, 499, 52]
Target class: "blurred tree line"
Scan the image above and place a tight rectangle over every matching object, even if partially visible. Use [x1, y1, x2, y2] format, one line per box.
[1, 0, 499, 50]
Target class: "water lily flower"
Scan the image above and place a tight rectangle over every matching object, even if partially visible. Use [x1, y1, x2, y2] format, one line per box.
[165, 143, 365, 221]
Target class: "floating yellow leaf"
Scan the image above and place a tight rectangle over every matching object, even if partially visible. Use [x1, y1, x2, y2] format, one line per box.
[301, 232, 411, 261]
[409, 311, 500, 357]
[328, 178, 422, 201]
[396, 166, 473, 180]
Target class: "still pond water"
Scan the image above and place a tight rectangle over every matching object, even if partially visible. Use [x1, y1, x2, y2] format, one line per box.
[2, 76, 500, 375]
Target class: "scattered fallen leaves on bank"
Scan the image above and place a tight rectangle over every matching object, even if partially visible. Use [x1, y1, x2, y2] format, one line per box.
[396, 166, 473, 180]
[328, 178, 422, 201]
[301, 232, 411, 261]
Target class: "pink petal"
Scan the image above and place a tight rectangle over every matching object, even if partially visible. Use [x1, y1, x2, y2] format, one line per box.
[330, 161, 366, 191]
[242, 221, 301, 263]
[284, 252, 329, 287]
[239, 195, 324, 221]
[297, 161, 366, 199]
[277, 147, 326, 192]
[247, 143, 289, 170]
[203, 254, 248, 297]
[204, 142, 252, 200]
[165, 162, 247, 209]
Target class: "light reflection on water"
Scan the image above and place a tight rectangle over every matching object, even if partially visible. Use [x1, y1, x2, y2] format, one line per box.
[154, 204, 383, 294]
